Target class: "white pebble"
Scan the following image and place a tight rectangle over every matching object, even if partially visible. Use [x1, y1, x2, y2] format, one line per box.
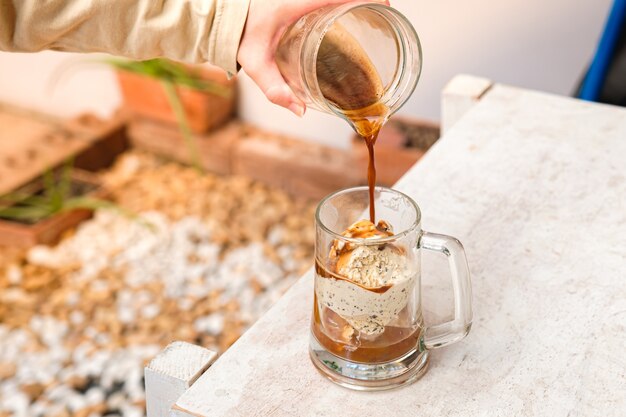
[66, 392, 88, 412]
[66, 291, 80, 307]
[194, 313, 224, 335]
[28, 401, 48, 417]
[177, 298, 194, 311]
[70, 311, 85, 325]
[121, 405, 144, 417]
[117, 306, 136, 324]
[3, 207, 307, 417]
[85, 387, 105, 405]
[2, 391, 29, 416]
[107, 392, 126, 409]
[7, 264, 22, 284]
[141, 304, 160, 319]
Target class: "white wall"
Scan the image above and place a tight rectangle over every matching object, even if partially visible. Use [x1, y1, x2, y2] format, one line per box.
[0, 51, 121, 119]
[0, 0, 612, 147]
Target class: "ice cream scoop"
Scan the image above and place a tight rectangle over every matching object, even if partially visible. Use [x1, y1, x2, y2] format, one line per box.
[317, 219, 414, 335]
[329, 219, 393, 273]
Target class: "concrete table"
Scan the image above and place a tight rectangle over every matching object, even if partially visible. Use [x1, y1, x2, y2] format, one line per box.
[155, 77, 626, 416]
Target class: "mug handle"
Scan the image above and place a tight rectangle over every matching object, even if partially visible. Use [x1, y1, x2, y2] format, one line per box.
[419, 231, 473, 350]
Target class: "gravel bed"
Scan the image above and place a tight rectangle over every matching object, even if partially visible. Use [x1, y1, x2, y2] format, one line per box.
[0, 151, 315, 417]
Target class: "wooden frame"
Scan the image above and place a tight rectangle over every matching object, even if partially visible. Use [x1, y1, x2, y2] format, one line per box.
[145, 342, 217, 417]
[0, 104, 128, 196]
[0, 169, 107, 248]
[441, 74, 493, 134]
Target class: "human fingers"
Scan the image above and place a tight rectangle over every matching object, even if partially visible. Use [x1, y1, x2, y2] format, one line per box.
[242, 55, 306, 116]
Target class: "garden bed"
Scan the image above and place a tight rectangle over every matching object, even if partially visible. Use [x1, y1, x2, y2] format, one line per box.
[0, 151, 316, 417]
[0, 104, 128, 197]
[0, 169, 105, 248]
[0, 99, 440, 416]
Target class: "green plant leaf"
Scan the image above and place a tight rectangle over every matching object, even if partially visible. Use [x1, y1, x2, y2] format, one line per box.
[107, 58, 231, 97]
[58, 158, 74, 202]
[61, 197, 157, 231]
[0, 193, 43, 204]
[61, 196, 117, 211]
[0, 158, 156, 231]
[161, 80, 204, 173]
[0, 205, 54, 221]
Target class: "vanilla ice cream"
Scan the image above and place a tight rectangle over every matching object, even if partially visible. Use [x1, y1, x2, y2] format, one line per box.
[316, 219, 416, 335]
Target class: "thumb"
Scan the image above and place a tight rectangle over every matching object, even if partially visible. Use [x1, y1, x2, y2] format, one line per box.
[245, 60, 306, 117]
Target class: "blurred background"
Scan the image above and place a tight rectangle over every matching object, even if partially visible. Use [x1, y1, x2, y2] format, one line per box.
[0, 0, 614, 146]
[0, 1, 622, 416]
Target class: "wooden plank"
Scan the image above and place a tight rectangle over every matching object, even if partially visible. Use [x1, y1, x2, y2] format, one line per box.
[441, 74, 493, 134]
[0, 104, 128, 194]
[145, 341, 217, 417]
[128, 118, 242, 175]
[129, 116, 365, 200]
[233, 131, 361, 200]
[70, 114, 130, 172]
[172, 83, 626, 416]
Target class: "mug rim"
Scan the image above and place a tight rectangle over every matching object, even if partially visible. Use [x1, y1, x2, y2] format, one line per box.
[315, 185, 422, 245]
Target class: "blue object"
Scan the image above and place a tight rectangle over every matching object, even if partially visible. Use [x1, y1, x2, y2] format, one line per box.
[579, 0, 626, 101]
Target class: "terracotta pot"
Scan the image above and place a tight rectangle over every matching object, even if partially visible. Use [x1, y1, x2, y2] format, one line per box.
[0, 170, 108, 248]
[116, 66, 236, 134]
[353, 117, 440, 186]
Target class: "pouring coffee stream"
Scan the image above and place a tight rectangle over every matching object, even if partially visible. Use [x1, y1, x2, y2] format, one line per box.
[315, 23, 391, 223]
[275, 3, 421, 225]
[275, 4, 448, 389]
[343, 102, 390, 224]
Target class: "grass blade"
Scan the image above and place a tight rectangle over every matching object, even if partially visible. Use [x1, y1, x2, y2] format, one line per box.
[0, 205, 53, 222]
[62, 197, 157, 231]
[161, 80, 203, 173]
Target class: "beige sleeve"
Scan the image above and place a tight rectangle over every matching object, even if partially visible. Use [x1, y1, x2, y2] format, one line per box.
[0, 0, 250, 76]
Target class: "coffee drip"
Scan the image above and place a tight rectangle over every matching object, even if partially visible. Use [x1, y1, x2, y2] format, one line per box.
[343, 102, 390, 223]
[316, 23, 390, 222]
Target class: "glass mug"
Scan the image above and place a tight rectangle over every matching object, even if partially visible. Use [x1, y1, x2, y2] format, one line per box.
[276, 2, 422, 124]
[310, 187, 472, 390]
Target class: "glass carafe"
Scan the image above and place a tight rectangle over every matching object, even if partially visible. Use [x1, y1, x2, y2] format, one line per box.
[276, 2, 422, 127]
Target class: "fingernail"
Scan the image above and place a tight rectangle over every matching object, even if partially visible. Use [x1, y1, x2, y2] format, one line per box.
[288, 102, 305, 117]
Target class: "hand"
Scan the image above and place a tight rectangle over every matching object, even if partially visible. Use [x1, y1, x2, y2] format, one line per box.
[238, 0, 389, 117]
